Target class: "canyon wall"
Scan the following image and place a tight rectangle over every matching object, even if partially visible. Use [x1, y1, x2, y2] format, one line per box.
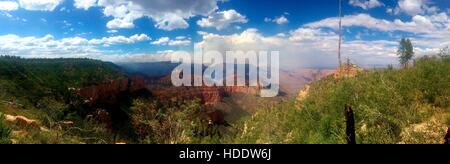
[152, 86, 259, 106]
[77, 76, 148, 107]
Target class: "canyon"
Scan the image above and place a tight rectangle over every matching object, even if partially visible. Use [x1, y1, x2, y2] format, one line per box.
[77, 76, 149, 107]
[279, 69, 336, 96]
[76, 68, 337, 108]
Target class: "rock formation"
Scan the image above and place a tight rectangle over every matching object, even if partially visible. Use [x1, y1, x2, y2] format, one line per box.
[280, 69, 335, 96]
[77, 76, 149, 107]
[4, 114, 39, 128]
[76, 76, 150, 130]
[152, 86, 259, 106]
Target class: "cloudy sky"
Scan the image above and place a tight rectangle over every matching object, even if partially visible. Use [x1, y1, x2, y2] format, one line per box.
[0, 0, 449, 68]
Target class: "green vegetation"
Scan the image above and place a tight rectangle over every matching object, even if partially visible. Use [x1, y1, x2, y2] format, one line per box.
[1, 54, 449, 144]
[225, 56, 450, 144]
[0, 56, 213, 144]
[0, 56, 123, 107]
[397, 38, 415, 68]
[439, 46, 450, 59]
[0, 113, 11, 144]
[130, 98, 212, 144]
[0, 56, 123, 144]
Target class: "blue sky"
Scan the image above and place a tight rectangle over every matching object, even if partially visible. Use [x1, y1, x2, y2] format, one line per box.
[0, 0, 449, 68]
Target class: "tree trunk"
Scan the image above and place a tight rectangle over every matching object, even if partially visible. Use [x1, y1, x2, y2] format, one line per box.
[345, 104, 356, 144]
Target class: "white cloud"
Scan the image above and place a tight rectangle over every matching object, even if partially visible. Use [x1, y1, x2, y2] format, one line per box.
[349, 0, 383, 10]
[151, 36, 191, 46]
[196, 24, 449, 69]
[393, 0, 438, 16]
[168, 38, 191, 46]
[265, 14, 289, 24]
[176, 36, 186, 40]
[196, 28, 344, 68]
[18, 0, 64, 11]
[398, 0, 424, 15]
[274, 16, 289, 24]
[0, 34, 180, 62]
[106, 17, 137, 29]
[107, 29, 118, 33]
[0, 34, 95, 58]
[96, 0, 218, 30]
[288, 28, 334, 42]
[292, 12, 450, 67]
[151, 37, 170, 45]
[197, 9, 248, 30]
[89, 34, 150, 45]
[305, 13, 450, 39]
[74, 0, 97, 10]
[0, 33, 151, 59]
[0, 1, 19, 11]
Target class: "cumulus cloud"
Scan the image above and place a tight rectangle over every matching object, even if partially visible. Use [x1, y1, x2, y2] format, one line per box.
[74, 0, 97, 10]
[0, 34, 95, 58]
[89, 34, 150, 45]
[168, 38, 191, 46]
[197, 9, 248, 30]
[95, 0, 218, 30]
[151, 36, 191, 46]
[196, 23, 449, 69]
[305, 13, 450, 39]
[265, 15, 289, 24]
[18, 0, 64, 11]
[398, 0, 425, 15]
[390, 0, 438, 16]
[274, 16, 289, 24]
[0, 1, 19, 11]
[0, 34, 150, 59]
[195, 28, 349, 68]
[349, 0, 383, 10]
[303, 12, 449, 62]
[151, 37, 170, 45]
[2, 0, 448, 68]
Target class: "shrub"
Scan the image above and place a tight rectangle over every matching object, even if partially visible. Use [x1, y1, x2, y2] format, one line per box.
[229, 56, 450, 144]
[130, 98, 206, 144]
[0, 114, 12, 144]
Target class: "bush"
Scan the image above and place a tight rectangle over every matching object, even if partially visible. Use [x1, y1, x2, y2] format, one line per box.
[229, 56, 450, 144]
[130, 98, 206, 144]
[0, 114, 12, 144]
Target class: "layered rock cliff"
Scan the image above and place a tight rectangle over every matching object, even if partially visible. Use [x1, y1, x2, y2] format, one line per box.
[76, 76, 150, 131]
[152, 86, 259, 106]
[77, 76, 148, 107]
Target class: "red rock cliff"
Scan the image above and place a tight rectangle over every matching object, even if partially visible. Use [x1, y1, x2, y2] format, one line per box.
[77, 76, 148, 106]
[152, 86, 259, 106]
[148, 74, 260, 106]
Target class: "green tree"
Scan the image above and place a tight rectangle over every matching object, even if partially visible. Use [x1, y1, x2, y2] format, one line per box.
[438, 46, 449, 59]
[397, 38, 414, 68]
